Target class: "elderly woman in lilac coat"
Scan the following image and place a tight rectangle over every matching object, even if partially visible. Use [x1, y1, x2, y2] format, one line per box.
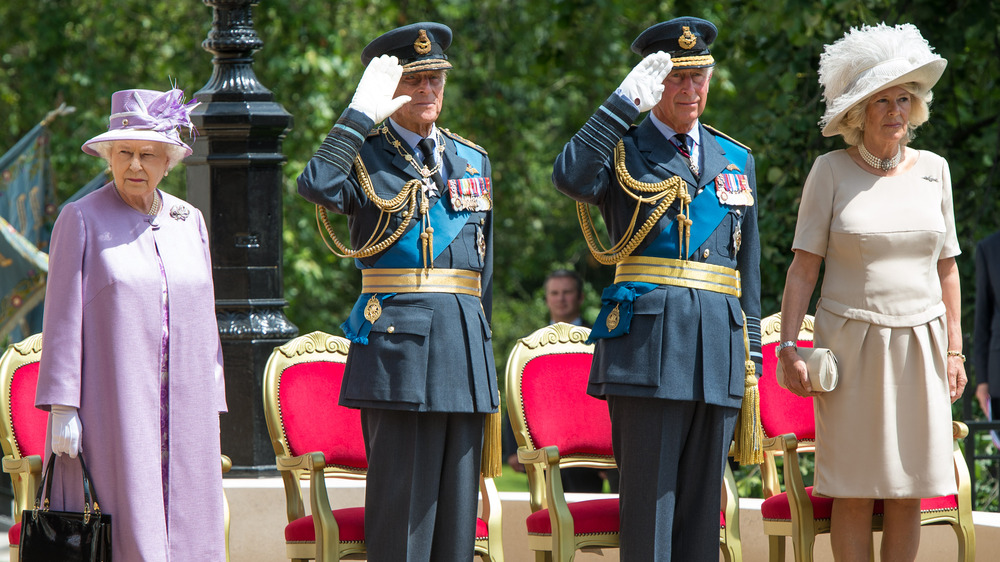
[35, 88, 228, 561]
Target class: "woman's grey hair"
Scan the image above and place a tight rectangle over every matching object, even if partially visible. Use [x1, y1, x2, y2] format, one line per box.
[88, 140, 188, 171]
[838, 82, 931, 147]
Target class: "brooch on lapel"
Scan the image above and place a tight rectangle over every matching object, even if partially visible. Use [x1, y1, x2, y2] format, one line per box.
[448, 177, 492, 211]
[169, 205, 190, 221]
[922, 176, 939, 183]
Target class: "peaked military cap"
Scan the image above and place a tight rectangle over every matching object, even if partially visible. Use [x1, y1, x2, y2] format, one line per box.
[631, 17, 718, 68]
[361, 22, 453, 73]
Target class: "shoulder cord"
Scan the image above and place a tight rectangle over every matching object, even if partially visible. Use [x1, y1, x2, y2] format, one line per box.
[315, 155, 424, 259]
[578, 140, 692, 265]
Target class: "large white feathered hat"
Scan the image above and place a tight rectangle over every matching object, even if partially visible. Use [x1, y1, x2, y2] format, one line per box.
[818, 23, 946, 137]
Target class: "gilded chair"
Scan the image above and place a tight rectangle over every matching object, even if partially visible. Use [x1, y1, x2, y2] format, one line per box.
[0, 333, 234, 561]
[263, 330, 503, 562]
[758, 312, 975, 562]
[0, 333, 45, 561]
[505, 322, 741, 562]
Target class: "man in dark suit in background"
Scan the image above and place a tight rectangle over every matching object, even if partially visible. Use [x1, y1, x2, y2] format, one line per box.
[975, 231, 1000, 423]
[551, 17, 761, 560]
[542, 269, 620, 492]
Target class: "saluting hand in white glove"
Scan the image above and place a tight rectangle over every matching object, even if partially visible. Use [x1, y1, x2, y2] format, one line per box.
[50, 404, 82, 458]
[349, 54, 413, 124]
[618, 51, 673, 112]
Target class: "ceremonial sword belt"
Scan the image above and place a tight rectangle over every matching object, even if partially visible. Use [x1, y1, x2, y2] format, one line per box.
[613, 256, 741, 297]
[361, 268, 482, 297]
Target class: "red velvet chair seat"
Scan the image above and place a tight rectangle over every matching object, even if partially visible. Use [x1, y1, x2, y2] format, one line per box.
[525, 498, 620, 536]
[762, 485, 962, 523]
[282, 506, 492, 544]
[285, 507, 365, 543]
[915, 495, 959, 513]
[761, 486, 832, 521]
[9, 521, 19, 546]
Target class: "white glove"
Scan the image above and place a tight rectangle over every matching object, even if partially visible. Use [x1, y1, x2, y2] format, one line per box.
[348, 54, 413, 123]
[617, 51, 674, 112]
[50, 404, 82, 458]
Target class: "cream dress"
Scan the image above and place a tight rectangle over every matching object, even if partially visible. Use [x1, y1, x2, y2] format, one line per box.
[792, 148, 959, 498]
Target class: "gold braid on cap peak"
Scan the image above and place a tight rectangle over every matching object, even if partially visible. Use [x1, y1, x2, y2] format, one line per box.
[403, 58, 453, 73]
[671, 54, 715, 67]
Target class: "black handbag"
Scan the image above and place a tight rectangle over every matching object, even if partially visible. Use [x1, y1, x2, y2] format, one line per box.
[19, 452, 113, 561]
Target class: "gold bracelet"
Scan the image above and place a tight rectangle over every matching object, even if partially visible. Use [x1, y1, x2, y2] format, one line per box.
[947, 350, 966, 362]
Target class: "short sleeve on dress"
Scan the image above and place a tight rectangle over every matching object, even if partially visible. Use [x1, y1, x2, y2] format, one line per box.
[792, 153, 835, 257]
[938, 156, 960, 259]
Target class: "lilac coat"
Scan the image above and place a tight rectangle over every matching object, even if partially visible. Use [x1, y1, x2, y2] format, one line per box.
[35, 183, 227, 561]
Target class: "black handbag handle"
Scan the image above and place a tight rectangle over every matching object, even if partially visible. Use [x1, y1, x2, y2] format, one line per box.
[34, 453, 103, 522]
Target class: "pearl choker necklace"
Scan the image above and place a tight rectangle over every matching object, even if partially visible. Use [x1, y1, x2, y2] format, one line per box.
[858, 143, 901, 171]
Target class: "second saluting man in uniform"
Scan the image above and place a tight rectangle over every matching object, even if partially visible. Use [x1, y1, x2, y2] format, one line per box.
[552, 17, 762, 560]
[297, 22, 498, 562]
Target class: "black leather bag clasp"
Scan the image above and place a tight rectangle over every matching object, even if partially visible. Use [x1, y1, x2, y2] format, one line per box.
[19, 452, 113, 561]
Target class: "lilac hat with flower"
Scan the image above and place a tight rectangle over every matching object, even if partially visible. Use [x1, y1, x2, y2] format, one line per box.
[82, 88, 199, 157]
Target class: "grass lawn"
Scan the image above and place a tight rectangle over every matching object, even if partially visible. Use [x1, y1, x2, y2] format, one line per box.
[493, 464, 616, 494]
[494, 464, 529, 492]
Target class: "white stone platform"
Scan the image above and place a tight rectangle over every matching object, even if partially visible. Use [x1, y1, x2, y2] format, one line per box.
[2, 479, 997, 561]
[222, 478, 1000, 562]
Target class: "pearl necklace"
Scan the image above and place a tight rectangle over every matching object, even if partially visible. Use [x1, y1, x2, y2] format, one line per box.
[858, 142, 901, 171]
[115, 187, 160, 215]
[146, 192, 160, 216]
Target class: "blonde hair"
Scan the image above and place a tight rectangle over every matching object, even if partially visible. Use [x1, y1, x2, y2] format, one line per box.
[89, 140, 188, 171]
[837, 82, 931, 146]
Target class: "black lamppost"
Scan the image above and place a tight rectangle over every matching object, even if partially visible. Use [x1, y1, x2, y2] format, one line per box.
[186, 0, 297, 475]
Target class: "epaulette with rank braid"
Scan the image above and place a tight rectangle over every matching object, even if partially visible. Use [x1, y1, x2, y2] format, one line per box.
[441, 128, 488, 155]
[704, 124, 752, 153]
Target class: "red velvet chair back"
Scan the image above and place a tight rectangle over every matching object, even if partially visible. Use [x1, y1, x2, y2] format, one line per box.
[759, 314, 816, 441]
[507, 323, 614, 465]
[9, 362, 48, 459]
[264, 332, 366, 472]
[0, 333, 47, 462]
[278, 361, 366, 470]
[519, 351, 612, 457]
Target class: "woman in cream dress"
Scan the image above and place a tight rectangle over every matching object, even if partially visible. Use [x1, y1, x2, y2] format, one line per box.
[777, 24, 967, 562]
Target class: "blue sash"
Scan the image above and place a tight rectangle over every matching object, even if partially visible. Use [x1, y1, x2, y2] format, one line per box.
[588, 134, 750, 342]
[342, 140, 489, 343]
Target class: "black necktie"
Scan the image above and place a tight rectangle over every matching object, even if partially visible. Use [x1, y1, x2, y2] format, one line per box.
[416, 137, 444, 198]
[673, 133, 698, 177]
[673, 133, 691, 158]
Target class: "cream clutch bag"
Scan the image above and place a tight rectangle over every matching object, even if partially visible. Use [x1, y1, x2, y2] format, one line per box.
[776, 347, 839, 392]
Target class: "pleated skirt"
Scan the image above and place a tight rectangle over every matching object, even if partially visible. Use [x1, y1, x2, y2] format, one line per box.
[812, 308, 957, 498]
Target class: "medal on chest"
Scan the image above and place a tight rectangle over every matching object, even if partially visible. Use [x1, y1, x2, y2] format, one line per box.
[448, 177, 492, 211]
[476, 223, 487, 261]
[714, 172, 754, 207]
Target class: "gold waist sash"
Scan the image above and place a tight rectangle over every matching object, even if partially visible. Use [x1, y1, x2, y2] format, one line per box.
[361, 268, 481, 297]
[614, 256, 741, 297]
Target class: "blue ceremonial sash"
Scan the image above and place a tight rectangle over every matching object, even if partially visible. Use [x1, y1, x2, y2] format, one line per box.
[589, 133, 750, 342]
[644, 182, 728, 260]
[342, 140, 488, 343]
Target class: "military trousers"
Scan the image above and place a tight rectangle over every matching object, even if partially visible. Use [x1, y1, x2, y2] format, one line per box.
[608, 395, 738, 561]
[361, 408, 485, 562]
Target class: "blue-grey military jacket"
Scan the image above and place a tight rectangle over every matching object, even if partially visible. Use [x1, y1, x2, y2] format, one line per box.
[552, 94, 762, 409]
[297, 108, 498, 414]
